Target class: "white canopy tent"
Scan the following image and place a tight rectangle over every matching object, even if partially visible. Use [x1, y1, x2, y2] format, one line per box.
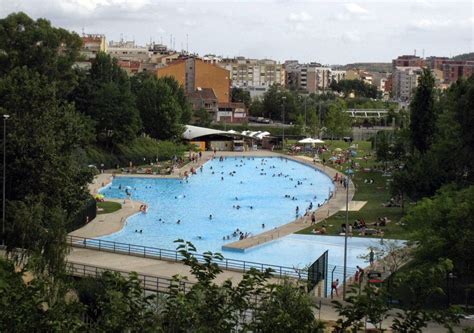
[298, 138, 325, 144]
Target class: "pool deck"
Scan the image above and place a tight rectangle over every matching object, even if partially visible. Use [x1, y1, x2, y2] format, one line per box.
[75, 150, 354, 249]
[67, 247, 280, 285]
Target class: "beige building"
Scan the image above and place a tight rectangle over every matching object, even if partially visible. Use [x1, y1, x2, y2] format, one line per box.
[108, 40, 149, 62]
[392, 66, 422, 101]
[219, 57, 285, 93]
[285, 61, 341, 93]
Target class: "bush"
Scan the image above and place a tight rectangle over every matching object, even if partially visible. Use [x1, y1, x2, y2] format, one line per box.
[84, 137, 188, 168]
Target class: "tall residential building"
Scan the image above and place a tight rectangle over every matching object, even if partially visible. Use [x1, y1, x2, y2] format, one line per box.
[156, 58, 230, 103]
[284, 61, 342, 93]
[392, 66, 422, 101]
[219, 57, 285, 94]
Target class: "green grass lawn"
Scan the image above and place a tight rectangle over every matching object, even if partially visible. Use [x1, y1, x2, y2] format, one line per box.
[97, 201, 122, 215]
[295, 140, 408, 240]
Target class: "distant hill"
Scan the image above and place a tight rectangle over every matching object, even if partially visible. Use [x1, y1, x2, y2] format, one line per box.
[451, 52, 474, 61]
[338, 63, 391, 73]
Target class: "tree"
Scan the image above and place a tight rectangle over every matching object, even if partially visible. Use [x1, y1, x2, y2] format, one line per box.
[324, 100, 351, 139]
[249, 98, 264, 117]
[194, 108, 212, 127]
[160, 240, 322, 332]
[0, 68, 93, 274]
[231, 87, 251, 107]
[330, 79, 378, 99]
[305, 108, 320, 138]
[73, 52, 141, 150]
[0, 12, 83, 98]
[409, 68, 436, 154]
[136, 77, 185, 140]
[403, 186, 474, 277]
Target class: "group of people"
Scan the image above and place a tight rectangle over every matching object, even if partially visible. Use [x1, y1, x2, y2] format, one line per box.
[331, 266, 365, 297]
[223, 228, 251, 241]
[139, 204, 148, 213]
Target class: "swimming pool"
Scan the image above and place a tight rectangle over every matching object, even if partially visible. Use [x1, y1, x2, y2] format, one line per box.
[98, 156, 381, 270]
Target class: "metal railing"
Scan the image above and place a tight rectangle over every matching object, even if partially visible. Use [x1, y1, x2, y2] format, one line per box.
[67, 235, 307, 280]
[67, 261, 194, 294]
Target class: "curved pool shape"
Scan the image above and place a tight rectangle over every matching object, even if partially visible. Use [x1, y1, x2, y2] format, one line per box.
[100, 157, 334, 253]
[98, 156, 390, 272]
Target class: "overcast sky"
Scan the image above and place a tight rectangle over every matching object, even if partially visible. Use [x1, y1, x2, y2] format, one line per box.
[1, 0, 472, 64]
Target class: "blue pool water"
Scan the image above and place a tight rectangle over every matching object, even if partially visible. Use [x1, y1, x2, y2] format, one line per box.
[99, 156, 384, 270]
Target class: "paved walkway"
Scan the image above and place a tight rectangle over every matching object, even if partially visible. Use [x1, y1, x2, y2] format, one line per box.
[67, 247, 280, 285]
[69, 198, 144, 238]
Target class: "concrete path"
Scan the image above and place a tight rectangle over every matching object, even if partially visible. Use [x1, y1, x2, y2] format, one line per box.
[69, 198, 144, 238]
[313, 296, 473, 332]
[66, 247, 280, 285]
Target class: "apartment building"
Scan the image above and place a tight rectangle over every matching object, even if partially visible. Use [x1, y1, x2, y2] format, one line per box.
[108, 40, 149, 62]
[219, 57, 285, 94]
[80, 34, 107, 60]
[443, 61, 474, 84]
[156, 58, 230, 103]
[392, 66, 422, 101]
[284, 61, 341, 93]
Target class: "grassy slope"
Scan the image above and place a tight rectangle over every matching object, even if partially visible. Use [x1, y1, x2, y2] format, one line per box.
[97, 201, 122, 215]
[295, 140, 406, 239]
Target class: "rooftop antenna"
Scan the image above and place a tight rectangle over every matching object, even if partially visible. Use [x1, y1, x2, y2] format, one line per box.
[186, 33, 189, 53]
[414, 49, 417, 56]
[170, 34, 172, 48]
[160, 36, 163, 45]
[422, 49, 425, 58]
[81, 27, 85, 36]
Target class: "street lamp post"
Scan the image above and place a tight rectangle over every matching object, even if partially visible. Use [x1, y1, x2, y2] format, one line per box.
[282, 96, 286, 150]
[343, 168, 353, 300]
[2, 114, 10, 247]
[304, 95, 307, 135]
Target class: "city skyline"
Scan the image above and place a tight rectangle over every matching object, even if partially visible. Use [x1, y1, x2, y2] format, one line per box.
[0, 0, 472, 64]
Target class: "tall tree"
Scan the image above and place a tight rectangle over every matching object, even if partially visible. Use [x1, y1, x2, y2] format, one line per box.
[73, 52, 141, 149]
[0, 13, 94, 274]
[409, 68, 436, 154]
[324, 99, 351, 139]
[0, 12, 82, 98]
[136, 77, 185, 140]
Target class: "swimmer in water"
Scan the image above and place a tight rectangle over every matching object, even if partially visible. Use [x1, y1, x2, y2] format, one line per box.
[177, 220, 181, 224]
[209, 214, 213, 220]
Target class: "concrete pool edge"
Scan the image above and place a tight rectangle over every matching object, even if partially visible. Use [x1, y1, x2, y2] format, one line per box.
[222, 153, 354, 251]
[73, 151, 354, 243]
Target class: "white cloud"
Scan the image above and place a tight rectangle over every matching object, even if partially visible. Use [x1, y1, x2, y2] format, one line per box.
[345, 3, 368, 14]
[411, 18, 453, 30]
[287, 11, 312, 22]
[341, 31, 361, 43]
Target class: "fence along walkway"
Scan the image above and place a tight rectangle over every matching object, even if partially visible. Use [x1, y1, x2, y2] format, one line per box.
[67, 261, 194, 294]
[67, 235, 307, 280]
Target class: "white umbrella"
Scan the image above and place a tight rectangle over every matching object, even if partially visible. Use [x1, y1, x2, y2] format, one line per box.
[313, 139, 325, 144]
[298, 138, 320, 144]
